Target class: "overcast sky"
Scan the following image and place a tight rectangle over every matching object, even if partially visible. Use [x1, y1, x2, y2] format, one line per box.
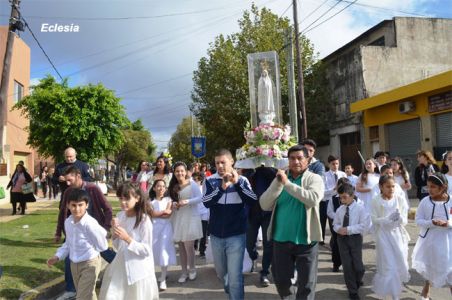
[1, 0, 450, 152]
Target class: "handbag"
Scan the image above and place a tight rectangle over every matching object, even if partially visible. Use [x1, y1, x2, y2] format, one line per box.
[21, 182, 34, 194]
[0, 187, 5, 199]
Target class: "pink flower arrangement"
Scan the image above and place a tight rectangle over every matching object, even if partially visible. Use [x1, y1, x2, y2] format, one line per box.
[236, 123, 296, 160]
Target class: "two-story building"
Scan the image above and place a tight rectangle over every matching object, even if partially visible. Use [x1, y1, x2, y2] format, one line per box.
[322, 17, 452, 173]
[0, 26, 34, 204]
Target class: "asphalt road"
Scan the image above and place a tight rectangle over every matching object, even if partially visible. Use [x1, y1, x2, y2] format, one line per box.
[14, 197, 447, 300]
[154, 218, 450, 300]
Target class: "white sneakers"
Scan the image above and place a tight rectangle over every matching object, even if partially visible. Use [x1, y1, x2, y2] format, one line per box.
[159, 280, 167, 291]
[188, 269, 197, 281]
[56, 291, 76, 300]
[178, 273, 188, 283]
[178, 270, 197, 283]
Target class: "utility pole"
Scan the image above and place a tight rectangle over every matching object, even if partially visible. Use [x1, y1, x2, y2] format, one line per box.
[0, 0, 23, 161]
[292, 0, 308, 140]
[285, 27, 298, 142]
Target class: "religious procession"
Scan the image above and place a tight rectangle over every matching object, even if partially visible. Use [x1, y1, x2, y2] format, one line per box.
[1, 1, 451, 300]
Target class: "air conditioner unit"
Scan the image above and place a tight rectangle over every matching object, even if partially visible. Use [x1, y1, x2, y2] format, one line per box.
[399, 101, 415, 114]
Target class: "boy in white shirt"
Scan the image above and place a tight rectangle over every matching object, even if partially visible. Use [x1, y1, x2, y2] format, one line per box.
[47, 188, 108, 300]
[344, 163, 359, 187]
[333, 184, 371, 300]
[322, 155, 347, 244]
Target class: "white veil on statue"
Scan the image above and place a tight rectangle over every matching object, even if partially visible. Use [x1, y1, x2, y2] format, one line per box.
[257, 69, 275, 125]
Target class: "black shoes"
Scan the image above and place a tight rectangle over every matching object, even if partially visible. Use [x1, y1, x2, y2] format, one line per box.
[349, 293, 360, 300]
[332, 265, 340, 272]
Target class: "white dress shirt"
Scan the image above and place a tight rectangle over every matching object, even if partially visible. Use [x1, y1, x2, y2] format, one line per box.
[324, 170, 347, 201]
[327, 195, 363, 220]
[333, 200, 371, 235]
[56, 212, 108, 263]
[347, 174, 359, 187]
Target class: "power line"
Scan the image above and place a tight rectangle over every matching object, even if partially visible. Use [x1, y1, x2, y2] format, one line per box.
[126, 98, 191, 115]
[117, 72, 192, 97]
[21, 16, 63, 81]
[300, 0, 344, 33]
[280, 2, 293, 17]
[299, 0, 330, 25]
[3, 2, 249, 21]
[123, 92, 190, 101]
[42, 3, 255, 79]
[303, 0, 358, 34]
[336, 0, 430, 17]
[94, 1, 281, 94]
[29, 0, 266, 76]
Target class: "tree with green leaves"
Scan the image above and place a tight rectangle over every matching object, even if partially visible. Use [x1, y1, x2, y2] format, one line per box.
[191, 5, 333, 161]
[168, 116, 205, 164]
[108, 119, 156, 187]
[13, 75, 129, 163]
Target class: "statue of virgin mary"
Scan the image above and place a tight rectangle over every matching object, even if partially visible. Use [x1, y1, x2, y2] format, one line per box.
[257, 69, 275, 125]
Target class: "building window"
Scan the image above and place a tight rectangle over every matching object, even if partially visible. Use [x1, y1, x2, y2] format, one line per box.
[369, 126, 379, 141]
[14, 80, 24, 103]
[368, 36, 385, 46]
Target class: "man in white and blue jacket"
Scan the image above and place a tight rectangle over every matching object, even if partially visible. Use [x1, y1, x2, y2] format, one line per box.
[203, 149, 257, 300]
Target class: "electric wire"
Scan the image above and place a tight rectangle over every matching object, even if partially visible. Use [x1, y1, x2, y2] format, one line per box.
[21, 16, 64, 81]
[300, 0, 344, 33]
[302, 0, 358, 34]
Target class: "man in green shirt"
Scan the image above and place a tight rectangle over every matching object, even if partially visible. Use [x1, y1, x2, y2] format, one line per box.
[260, 145, 324, 300]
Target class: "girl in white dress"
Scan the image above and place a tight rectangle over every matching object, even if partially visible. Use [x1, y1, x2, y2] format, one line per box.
[412, 173, 452, 300]
[356, 158, 380, 213]
[440, 151, 452, 195]
[168, 162, 203, 283]
[390, 157, 412, 202]
[99, 183, 158, 300]
[371, 175, 410, 299]
[149, 179, 176, 291]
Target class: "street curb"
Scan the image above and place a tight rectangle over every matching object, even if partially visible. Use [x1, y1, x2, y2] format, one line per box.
[19, 261, 108, 300]
[18, 276, 65, 300]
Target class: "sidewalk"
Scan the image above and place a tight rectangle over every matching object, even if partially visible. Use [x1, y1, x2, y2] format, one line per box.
[0, 197, 59, 223]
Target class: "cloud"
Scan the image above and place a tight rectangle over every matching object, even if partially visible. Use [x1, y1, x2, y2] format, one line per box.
[3, 0, 448, 154]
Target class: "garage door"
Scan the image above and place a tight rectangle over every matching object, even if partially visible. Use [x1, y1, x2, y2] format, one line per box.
[388, 119, 421, 197]
[436, 112, 452, 147]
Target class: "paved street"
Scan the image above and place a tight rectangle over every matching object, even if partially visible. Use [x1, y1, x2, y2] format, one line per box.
[152, 215, 450, 300]
[2, 199, 450, 299]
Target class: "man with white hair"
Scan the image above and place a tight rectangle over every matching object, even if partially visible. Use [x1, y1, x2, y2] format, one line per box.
[53, 147, 92, 204]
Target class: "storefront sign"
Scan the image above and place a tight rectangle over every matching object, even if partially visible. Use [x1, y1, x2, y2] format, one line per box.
[428, 90, 452, 113]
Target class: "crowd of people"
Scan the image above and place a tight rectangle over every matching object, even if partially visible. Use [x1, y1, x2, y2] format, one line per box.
[9, 143, 448, 300]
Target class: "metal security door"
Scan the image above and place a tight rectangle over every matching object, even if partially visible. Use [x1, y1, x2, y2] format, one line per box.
[388, 118, 421, 198]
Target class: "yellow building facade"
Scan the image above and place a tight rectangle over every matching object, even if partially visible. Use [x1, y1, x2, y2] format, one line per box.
[351, 70, 452, 172]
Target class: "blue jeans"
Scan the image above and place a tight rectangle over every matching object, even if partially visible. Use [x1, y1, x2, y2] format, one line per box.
[64, 256, 76, 292]
[64, 248, 116, 292]
[211, 234, 246, 300]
